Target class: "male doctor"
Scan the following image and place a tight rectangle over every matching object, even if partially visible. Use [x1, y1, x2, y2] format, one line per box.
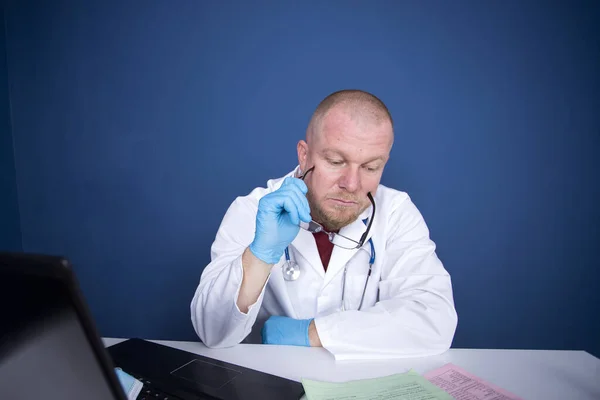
[191, 89, 458, 360]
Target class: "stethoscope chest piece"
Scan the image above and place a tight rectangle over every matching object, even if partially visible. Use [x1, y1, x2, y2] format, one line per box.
[283, 260, 300, 281]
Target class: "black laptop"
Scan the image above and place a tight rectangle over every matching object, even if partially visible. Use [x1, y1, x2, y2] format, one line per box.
[0, 252, 305, 400]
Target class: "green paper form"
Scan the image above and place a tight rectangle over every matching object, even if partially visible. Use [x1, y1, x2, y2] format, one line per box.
[301, 370, 454, 400]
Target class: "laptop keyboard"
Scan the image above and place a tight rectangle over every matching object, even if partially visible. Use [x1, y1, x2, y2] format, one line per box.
[129, 373, 183, 400]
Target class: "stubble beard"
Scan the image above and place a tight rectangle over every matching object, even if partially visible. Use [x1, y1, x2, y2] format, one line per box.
[305, 190, 369, 232]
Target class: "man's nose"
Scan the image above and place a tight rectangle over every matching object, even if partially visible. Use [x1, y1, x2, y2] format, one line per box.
[338, 167, 361, 192]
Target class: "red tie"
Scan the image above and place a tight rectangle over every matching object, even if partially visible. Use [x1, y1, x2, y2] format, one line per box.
[313, 231, 335, 271]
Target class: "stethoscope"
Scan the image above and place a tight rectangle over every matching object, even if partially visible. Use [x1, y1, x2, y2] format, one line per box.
[282, 223, 376, 310]
[282, 237, 375, 281]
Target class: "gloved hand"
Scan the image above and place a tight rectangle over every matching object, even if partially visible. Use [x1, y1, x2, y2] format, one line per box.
[249, 177, 312, 264]
[261, 315, 313, 347]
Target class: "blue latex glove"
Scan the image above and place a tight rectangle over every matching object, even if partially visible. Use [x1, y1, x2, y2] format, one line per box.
[249, 177, 312, 264]
[261, 315, 313, 347]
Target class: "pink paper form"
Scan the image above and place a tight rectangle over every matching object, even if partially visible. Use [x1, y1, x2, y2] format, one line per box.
[424, 363, 524, 400]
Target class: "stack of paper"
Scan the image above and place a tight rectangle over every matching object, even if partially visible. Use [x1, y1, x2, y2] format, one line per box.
[301, 370, 454, 400]
[424, 363, 523, 400]
[299, 363, 523, 400]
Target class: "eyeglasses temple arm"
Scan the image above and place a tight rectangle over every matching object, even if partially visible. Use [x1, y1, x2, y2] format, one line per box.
[359, 192, 376, 245]
[299, 166, 315, 180]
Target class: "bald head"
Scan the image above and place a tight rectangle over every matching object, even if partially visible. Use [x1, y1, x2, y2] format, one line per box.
[306, 89, 393, 144]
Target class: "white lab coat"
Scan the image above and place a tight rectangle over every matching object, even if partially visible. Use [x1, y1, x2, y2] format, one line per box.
[191, 167, 458, 360]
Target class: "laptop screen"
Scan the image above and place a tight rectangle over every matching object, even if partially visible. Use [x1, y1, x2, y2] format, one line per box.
[0, 269, 118, 400]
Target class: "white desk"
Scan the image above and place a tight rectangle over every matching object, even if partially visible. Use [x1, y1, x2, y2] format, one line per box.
[103, 338, 600, 400]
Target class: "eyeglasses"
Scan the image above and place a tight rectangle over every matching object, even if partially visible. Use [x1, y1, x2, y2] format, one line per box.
[298, 166, 375, 250]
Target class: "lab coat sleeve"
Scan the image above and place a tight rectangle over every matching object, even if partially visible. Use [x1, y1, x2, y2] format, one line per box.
[314, 196, 458, 360]
[190, 194, 269, 348]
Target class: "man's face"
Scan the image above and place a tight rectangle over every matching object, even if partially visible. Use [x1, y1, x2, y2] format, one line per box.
[297, 107, 393, 231]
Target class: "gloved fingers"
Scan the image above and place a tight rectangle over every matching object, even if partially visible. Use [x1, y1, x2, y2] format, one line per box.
[284, 196, 301, 226]
[267, 192, 301, 226]
[282, 177, 308, 195]
[261, 315, 311, 347]
[280, 178, 310, 217]
[280, 186, 311, 223]
[264, 186, 310, 224]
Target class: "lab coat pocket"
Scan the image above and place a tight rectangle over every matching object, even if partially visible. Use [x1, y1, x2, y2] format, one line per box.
[341, 250, 377, 311]
[280, 262, 321, 319]
[342, 274, 372, 311]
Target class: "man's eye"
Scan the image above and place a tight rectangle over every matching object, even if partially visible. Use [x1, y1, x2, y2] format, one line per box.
[328, 159, 343, 166]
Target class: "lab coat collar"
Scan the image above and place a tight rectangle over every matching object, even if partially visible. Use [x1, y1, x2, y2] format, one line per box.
[266, 166, 301, 191]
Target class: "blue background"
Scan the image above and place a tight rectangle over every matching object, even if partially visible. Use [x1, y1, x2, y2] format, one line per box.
[1, 1, 598, 356]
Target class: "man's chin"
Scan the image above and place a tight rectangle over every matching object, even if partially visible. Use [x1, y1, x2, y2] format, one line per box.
[308, 197, 367, 231]
[321, 210, 361, 231]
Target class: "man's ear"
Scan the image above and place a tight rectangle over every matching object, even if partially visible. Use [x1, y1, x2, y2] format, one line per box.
[297, 140, 308, 173]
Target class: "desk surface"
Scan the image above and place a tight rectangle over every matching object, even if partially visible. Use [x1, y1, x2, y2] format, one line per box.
[103, 338, 600, 400]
